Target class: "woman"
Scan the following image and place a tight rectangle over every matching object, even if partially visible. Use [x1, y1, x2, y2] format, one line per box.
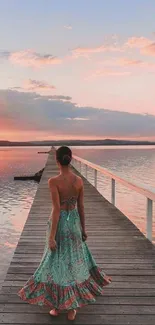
[18, 146, 112, 320]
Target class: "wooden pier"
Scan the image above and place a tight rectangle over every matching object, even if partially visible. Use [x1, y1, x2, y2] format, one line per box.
[0, 150, 155, 324]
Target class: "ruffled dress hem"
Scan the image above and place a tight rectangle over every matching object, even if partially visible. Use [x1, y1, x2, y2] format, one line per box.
[18, 266, 111, 310]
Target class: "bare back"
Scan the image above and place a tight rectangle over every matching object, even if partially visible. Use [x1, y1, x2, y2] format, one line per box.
[49, 172, 83, 212]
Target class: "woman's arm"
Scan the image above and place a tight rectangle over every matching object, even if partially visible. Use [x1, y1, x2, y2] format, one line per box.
[48, 178, 60, 250]
[77, 179, 87, 241]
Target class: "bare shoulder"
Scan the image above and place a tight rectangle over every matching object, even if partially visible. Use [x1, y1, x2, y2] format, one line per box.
[48, 175, 59, 187]
[74, 174, 83, 188]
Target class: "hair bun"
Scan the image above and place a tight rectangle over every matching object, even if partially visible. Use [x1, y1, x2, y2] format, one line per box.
[56, 146, 72, 166]
[62, 154, 71, 164]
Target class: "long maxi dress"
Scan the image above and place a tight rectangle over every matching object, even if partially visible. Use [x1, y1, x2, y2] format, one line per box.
[18, 180, 112, 310]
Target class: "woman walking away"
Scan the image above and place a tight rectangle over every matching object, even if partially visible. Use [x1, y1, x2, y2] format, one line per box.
[18, 146, 112, 320]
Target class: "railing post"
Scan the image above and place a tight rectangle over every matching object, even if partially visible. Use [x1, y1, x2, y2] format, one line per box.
[146, 198, 153, 241]
[111, 178, 115, 205]
[85, 165, 88, 179]
[94, 169, 97, 188]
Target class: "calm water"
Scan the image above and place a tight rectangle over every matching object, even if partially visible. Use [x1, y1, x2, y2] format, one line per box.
[72, 146, 155, 242]
[0, 147, 50, 288]
[0, 145, 155, 287]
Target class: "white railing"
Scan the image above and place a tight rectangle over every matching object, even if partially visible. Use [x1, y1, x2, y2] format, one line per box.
[71, 154, 155, 242]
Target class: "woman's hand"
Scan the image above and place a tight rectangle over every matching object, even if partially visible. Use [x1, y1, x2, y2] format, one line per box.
[49, 237, 57, 251]
[82, 230, 87, 241]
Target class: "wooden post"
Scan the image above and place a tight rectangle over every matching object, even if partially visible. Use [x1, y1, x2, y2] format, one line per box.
[85, 165, 88, 179]
[94, 169, 97, 188]
[111, 178, 115, 205]
[146, 198, 153, 241]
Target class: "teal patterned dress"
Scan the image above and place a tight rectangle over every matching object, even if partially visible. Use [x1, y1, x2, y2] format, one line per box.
[18, 198, 112, 310]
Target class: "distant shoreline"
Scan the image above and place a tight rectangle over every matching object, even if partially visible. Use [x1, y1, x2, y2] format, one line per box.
[0, 140, 155, 147]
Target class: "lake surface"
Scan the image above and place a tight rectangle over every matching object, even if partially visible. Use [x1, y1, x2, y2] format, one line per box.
[72, 146, 155, 242]
[0, 145, 155, 288]
[0, 147, 50, 288]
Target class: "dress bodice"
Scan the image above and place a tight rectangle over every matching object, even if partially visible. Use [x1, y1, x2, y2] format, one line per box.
[59, 175, 78, 212]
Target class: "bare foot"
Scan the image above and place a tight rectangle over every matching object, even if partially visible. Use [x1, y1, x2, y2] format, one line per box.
[67, 309, 77, 320]
[49, 309, 59, 316]
[105, 276, 112, 283]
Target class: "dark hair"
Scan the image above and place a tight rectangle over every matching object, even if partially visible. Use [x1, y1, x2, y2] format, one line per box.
[56, 146, 72, 166]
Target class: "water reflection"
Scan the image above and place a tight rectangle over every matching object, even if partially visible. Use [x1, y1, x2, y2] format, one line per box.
[72, 146, 155, 242]
[0, 146, 50, 287]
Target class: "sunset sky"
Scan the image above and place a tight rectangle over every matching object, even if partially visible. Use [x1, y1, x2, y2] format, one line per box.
[0, 0, 155, 141]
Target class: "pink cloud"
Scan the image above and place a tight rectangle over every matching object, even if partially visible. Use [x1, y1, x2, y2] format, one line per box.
[71, 44, 123, 58]
[71, 36, 155, 61]
[118, 58, 155, 70]
[99, 57, 155, 70]
[96, 69, 130, 76]
[72, 37, 154, 59]
[23, 79, 56, 92]
[9, 50, 62, 67]
[125, 37, 152, 48]
[87, 69, 130, 79]
[118, 58, 143, 66]
[125, 36, 155, 57]
[142, 42, 155, 56]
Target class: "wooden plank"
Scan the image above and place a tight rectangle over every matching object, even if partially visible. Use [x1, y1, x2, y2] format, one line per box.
[1, 150, 155, 325]
[1, 303, 155, 314]
[1, 313, 155, 324]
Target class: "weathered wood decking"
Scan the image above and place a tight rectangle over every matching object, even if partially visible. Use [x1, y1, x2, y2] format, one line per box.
[0, 151, 155, 324]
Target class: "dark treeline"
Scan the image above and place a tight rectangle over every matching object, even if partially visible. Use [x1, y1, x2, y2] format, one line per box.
[1, 139, 155, 147]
